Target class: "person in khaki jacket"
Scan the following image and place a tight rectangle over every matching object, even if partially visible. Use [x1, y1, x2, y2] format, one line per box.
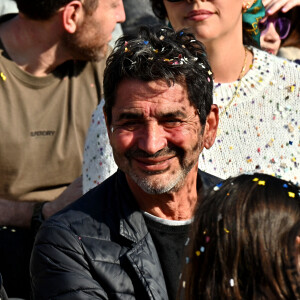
[0, 0, 125, 298]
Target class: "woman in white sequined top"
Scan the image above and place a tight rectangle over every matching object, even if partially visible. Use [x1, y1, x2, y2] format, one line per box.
[83, 0, 300, 193]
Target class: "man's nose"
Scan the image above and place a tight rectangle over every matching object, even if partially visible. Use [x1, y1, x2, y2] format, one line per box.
[137, 123, 167, 155]
[117, 1, 126, 23]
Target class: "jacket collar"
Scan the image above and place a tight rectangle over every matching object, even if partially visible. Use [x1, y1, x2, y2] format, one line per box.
[115, 169, 220, 244]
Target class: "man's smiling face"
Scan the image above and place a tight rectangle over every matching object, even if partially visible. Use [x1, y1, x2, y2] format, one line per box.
[107, 78, 206, 194]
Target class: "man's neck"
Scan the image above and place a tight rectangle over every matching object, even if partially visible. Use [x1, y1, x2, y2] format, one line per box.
[203, 28, 253, 83]
[126, 165, 199, 221]
[0, 14, 71, 76]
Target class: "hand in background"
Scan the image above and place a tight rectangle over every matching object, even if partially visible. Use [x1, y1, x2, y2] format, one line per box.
[263, 0, 300, 15]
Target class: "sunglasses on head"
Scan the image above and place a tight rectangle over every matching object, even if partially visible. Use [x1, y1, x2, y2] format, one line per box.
[258, 17, 291, 40]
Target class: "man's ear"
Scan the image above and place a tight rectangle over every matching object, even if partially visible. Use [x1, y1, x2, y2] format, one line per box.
[203, 104, 219, 149]
[62, 1, 83, 34]
[103, 106, 112, 139]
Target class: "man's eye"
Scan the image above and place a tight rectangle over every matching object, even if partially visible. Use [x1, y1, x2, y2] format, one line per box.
[162, 120, 183, 127]
[120, 121, 140, 130]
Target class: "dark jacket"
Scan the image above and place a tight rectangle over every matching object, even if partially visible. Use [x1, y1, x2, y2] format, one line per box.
[30, 170, 220, 300]
[0, 273, 8, 300]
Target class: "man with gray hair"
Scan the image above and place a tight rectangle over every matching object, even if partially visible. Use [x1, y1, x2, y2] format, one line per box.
[31, 26, 219, 300]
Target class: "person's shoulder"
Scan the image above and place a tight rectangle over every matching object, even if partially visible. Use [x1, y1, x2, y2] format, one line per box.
[198, 169, 222, 191]
[278, 46, 300, 61]
[43, 172, 119, 232]
[253, 47, 300, 82]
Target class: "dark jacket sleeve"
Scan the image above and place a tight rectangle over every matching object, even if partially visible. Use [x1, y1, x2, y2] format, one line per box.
[0, 273, 8, 300]
[30, 221, 108, 300]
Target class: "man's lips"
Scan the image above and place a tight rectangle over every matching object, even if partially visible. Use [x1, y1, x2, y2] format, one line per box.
[133, 156, 175, 171]
[187, 10, 213, 21]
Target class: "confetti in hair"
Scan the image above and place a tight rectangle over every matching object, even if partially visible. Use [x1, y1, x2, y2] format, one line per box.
[218, 213, 223, 222]
[185, 237, 190, 246]
[288, 192, 295, 198]
[214, 182, 223, 191]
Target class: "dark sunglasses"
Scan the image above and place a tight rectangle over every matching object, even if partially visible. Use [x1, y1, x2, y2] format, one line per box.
[258, 17, 291, 40]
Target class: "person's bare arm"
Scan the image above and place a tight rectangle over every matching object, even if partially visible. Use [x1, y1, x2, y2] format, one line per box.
[0, 198, 34, 227]
[0, 176, 83, 228]
[42, 176, 83, 219]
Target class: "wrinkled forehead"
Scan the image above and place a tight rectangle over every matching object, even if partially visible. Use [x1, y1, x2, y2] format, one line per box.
[112, 78, 196, 118]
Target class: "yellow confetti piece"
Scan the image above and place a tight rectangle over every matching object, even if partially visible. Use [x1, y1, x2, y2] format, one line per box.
[195, 251, 201, 256]
[153, 49, 158, 53]
[124, 47, 129, 52]
[208, 70, 212, 75]
[224, 228, 230, 234]
[288, 192, 295, 198]
[253, 178, 259, 182]
[1, 72, 6, 81]
[258, 180, 265, 185]
[290, 85, 295, 92]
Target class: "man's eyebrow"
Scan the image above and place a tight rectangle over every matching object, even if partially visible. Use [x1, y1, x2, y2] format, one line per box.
[157, 111, 187, 118]
[116, 110, 188, 122]
[117, 112, 144, 121]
